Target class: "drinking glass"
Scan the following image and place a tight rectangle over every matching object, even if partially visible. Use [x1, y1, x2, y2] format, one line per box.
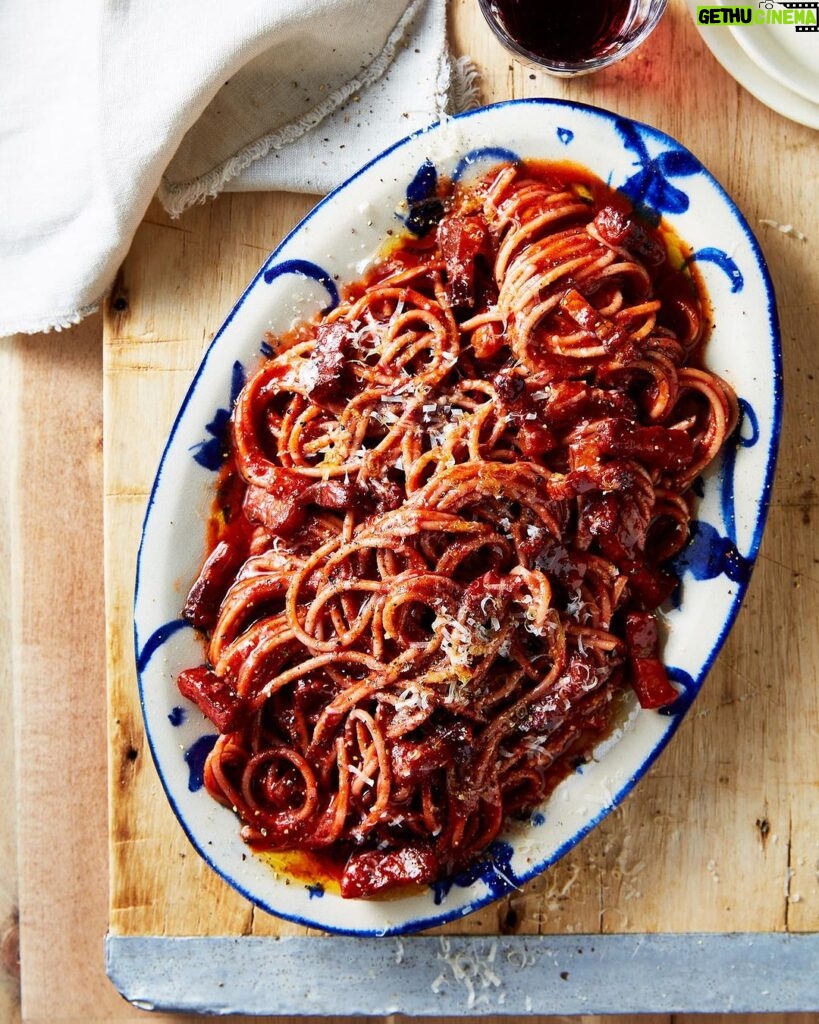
[477, 0, 669, 76]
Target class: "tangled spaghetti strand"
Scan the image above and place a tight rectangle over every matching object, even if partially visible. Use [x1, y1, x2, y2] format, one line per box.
[178, 161, 738, 898]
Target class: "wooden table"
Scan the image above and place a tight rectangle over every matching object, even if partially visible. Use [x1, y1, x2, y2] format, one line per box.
[4, 0, 818, 1019]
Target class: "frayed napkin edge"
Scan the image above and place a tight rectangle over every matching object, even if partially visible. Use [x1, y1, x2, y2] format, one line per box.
[6, 8, 481, 336]
[1, 298, 102, 338]
[157, 0, 431, 218]
[158, 49, 480, 218]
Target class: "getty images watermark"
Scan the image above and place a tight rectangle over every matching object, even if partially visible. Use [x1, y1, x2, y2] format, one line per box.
[696, 1, 819, 29]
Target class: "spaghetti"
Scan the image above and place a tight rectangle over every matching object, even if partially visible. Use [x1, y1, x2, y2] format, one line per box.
[177, 161, 738, 898]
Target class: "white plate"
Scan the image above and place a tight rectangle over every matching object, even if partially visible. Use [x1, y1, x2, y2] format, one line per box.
[685, 0, 819, 129]
[135, 98, 782, 935]
[730, 7, 819, 105]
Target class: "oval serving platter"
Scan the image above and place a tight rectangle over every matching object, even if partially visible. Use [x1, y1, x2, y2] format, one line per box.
[134, 98, 781, 936]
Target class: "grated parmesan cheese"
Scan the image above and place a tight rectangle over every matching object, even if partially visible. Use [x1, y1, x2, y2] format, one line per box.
[347, 764, 375, 787]
[435, 938, 503, 1010]
[759, 219, 807, 241]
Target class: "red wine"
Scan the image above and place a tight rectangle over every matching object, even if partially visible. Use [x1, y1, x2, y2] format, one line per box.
[488, 0, 634, 63]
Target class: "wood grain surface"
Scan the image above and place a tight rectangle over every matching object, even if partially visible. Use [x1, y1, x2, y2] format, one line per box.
[5, 0, 818, 1020]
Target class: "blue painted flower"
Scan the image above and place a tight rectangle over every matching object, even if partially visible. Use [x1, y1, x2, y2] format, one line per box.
[671, 519, 751, 586]
[263, 259, 339, 315]
[668, 399, 758, 604]
[720, 398, 760, 545]
[616, 118, 701, 221]
[190, 360, 246, 471]
[659, 666, 696, 717]
[184, 734, 218, 792]
[431, 841, 520, 904]
[401, 159, 444, 236]
[137, 617, 191, 673]
[684, 247, 744, 294]
[452, 146, 521, 181]
[168, 706, 186, 727]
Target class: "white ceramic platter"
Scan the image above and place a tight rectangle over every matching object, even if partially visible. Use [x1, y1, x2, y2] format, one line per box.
[134, 99, 781, 935]
[730, 7, 819, 105]
[685, 0, 819, 129]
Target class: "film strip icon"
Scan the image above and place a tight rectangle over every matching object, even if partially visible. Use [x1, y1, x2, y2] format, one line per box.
[779, 1, 819, 31]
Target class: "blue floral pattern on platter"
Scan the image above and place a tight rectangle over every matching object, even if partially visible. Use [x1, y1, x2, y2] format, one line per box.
[431, 841, 520, 905]
[134, 99, 781, 936]
[401, 159, 444, 235]
[660, 666, 697, 718]
[452, 146, 521, 181]
[262, 258, 340, 314]
[136, 617, 190, 674]
[168, 706, 186, 727]
[184, 734, 218, 792]
[615, 117, 701, 219]
[685, 247, 745, 293]
[190, 360, 246, 471]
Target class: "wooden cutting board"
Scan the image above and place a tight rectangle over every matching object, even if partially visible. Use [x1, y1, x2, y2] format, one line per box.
[103, 0, 819, 996]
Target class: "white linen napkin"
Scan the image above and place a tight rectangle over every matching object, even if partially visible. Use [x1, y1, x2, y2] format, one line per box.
[0, 0, 478, 337]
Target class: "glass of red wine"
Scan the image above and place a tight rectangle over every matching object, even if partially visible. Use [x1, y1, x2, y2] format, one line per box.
[477, 0, 668, 76]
